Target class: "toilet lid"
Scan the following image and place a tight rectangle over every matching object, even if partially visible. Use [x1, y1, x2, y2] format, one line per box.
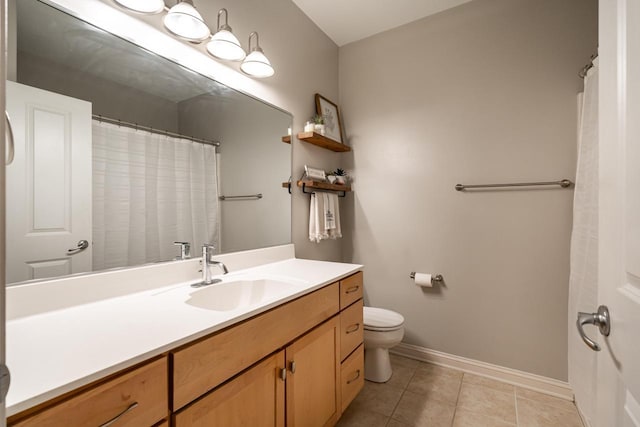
[363, 307, 404, 331]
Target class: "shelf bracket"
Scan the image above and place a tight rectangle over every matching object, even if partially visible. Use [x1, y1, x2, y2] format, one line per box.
[301, 182, 346, 197]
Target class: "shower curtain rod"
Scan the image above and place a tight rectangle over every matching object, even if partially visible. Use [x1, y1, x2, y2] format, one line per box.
[92, 114, 220, 147]
[579, 53, 598, 79]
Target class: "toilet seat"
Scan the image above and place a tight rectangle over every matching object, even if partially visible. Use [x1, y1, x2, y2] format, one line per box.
[363, 307, 404, 331]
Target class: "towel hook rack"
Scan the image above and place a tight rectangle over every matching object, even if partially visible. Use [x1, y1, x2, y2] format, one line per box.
[301, 182, 347, 197]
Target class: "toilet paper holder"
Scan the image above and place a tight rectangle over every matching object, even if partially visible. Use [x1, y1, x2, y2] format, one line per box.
[409, 272, 444, 283]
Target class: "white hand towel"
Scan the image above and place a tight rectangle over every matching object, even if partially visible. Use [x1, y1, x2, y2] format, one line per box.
[309, 193, 329, 242]
[309, 193, 317, 242]
[323, 192, 336, 230]
[326, 193, 342, 239]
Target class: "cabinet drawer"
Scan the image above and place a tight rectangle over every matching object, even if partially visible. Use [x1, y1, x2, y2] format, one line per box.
[339, 272, 363, 310]
[174, 351, 285, 427]
[12, 357, 168, 427]
[340, 344, 364, 414]
[172, 282, 339, 410]
[340, 299, 363, 361]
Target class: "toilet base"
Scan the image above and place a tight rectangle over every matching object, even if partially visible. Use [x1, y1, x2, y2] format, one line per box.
[364, 347, 392, 383]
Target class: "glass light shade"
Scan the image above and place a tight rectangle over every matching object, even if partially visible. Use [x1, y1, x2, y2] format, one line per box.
[163, 1, 210, 42]
[114, 0, 165, 14]
[241, 50, 274, 78]
[207, 30, 246, 61]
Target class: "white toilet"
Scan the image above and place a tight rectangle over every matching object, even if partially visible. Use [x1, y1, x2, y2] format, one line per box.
[363, 306, 405, 382]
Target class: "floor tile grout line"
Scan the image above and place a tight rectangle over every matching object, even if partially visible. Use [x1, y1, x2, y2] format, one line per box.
[514, 386, 520, 426]
[450, 372, 466, 426]
[384, 359, 420, 424]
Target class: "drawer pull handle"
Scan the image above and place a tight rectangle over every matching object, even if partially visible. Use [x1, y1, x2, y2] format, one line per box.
[346, 323, 360, 334]
[347, 370, 361, 384]
[345, 286, 360, 294]
[99, 402, 139, 427]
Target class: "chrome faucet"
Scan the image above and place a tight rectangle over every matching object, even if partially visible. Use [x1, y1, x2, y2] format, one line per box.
[173, 241, 191, 260]
[193, 244, 228, 287]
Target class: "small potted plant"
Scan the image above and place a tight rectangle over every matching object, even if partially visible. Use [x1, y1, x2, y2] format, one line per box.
[333, 168, 347, 185]
[312, 114, 325, 135]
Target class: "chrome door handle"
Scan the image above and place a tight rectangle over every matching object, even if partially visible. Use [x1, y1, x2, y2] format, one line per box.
[5, 111, 15, 165]
[67, 240, 89, 255]
[576, 305, 610, 351]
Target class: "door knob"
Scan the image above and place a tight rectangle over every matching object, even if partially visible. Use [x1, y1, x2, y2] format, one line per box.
[67, 239, 89, 255]
[576, 305, 610, 351]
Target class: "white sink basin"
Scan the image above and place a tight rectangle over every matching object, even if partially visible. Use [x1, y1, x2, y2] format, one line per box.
[186, 278, 304, 311]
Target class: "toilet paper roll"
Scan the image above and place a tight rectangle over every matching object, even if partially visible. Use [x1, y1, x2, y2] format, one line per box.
[414, 273, 433, 288]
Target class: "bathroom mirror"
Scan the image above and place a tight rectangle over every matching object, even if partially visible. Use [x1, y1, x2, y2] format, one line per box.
[5, 0, 292, 285]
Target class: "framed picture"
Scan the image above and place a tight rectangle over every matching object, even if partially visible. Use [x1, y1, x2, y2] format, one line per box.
[315, 93, 343, 143]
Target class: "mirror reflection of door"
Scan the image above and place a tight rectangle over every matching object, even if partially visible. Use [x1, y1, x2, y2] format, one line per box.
[5, 81, 92, 284]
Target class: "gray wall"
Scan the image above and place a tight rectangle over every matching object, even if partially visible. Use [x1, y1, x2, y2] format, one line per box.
[178, 94, 292, 253]
[338, 0, 597, 380]
[17, 51, 179, 131]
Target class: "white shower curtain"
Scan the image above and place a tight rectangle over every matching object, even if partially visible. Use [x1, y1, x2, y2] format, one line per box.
[92, 121, 219, 270]
[568, 59, 598, 425]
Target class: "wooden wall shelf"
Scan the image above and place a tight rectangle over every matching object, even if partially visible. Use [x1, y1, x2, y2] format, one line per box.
[282, 180, 351, 197]
[297, 132, 351, 152]
[281, 135, 291, 143]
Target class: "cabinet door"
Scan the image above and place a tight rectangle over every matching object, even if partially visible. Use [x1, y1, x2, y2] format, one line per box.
[174, 351, 285, 427]
[286, 317, 340, 427]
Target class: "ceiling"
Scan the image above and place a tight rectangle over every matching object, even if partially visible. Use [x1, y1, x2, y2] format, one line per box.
[291, 0, 474, 46]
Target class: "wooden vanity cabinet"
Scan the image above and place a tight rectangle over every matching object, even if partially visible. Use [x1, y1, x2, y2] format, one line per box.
[9, 357, 168, 427]
[174, 317, 341, 427]
[172, 282, 340, 411]
[9, 272, 365, 427]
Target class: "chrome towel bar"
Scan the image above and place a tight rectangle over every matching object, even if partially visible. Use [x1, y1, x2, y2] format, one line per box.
[219, 193, 263, 201]
[455, 179, 573, 191]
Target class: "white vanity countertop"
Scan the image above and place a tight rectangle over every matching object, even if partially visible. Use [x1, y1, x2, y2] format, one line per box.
[6, 257, 363, 416]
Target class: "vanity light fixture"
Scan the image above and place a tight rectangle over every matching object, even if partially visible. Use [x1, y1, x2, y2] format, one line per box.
[240, 32, 274, 78]
[113, 0, 165, 14]
[163, 0, 211, 42]
[207, 9, 246, 61]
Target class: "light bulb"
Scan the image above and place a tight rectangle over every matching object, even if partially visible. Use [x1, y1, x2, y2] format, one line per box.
[163, 1, 210, 42]
[114, 0, 165, 14]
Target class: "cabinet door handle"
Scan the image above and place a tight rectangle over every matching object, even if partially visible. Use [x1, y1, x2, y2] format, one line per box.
[346, 370, 361, 384]
[346, 323, 360, 334]
[99, 402, 138, 427]
[345, 285, 360, 294]
[280, 368, 287, 381]
[289, 361, 296, 374]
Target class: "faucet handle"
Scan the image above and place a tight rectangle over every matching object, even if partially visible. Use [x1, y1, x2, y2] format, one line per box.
[174, 241, 191, 260]
[202, 243, 216, 260]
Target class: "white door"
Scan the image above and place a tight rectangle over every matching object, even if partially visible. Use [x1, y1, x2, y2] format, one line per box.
[594, 0, 640, 425]
[5, 81, 92, 284]
[1, 1, 8, 424]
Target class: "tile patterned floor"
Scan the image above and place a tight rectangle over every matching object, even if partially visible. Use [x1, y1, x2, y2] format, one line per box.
[337, 354, 584, 427]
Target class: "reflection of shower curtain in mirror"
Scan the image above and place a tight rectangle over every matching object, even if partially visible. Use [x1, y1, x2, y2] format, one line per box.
[568, 60, 598, 426]
[92, 121, 219, 270]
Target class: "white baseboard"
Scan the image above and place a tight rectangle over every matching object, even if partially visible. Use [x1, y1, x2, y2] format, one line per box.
[575, 401, 593, 427]
[391, 343, 574, 401]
